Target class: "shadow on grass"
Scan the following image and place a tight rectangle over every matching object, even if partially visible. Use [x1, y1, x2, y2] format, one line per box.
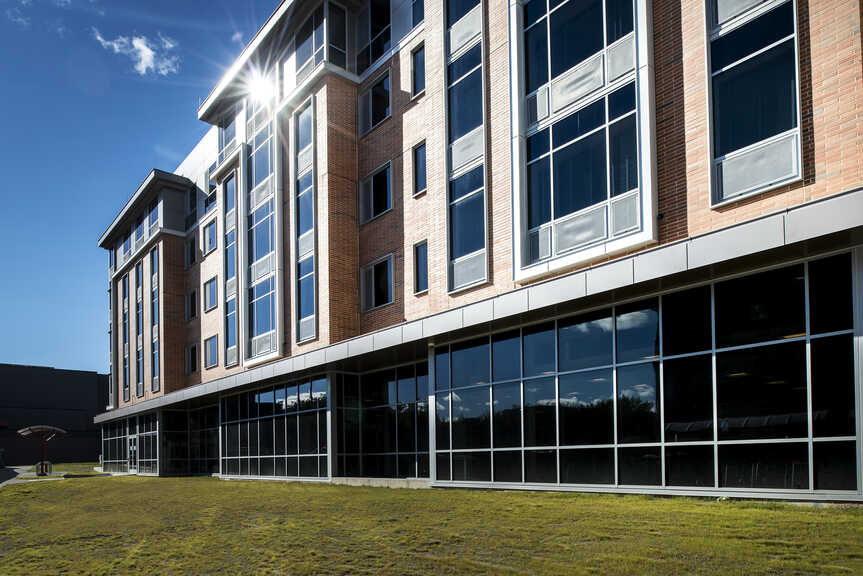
[0, 467, 19, 484]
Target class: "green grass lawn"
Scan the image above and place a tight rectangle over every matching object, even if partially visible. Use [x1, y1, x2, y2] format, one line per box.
[1, 475, 861, 575]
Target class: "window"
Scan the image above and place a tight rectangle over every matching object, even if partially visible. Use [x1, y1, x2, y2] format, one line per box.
[296, 4, 324, 79]
[184, 238, 196, 268]
[204, 278, 218, 312]
[150, 248, 159, 328]
[225, 229, 236, 281]
[185, 189, 197, 230]
[412, 44, 425, 97]
[328, 2, 347, 69]
[225, 299, 237, 351]
[248, 199, 274, 264]
[122, 233, 131, 257]
[448, 44, 483, 143]
[361, 256, 393, 311]
[357, 0, 390, 74]
[224, 173, 236, 213]
[186, 290, 197, 321]
[185, 344, 198, 374]
[135, 217, 144, 242]
[413, 141, 427, 195]
[414, 241, 428, 293]
[219, 113, 236, 153]
[150, 340, 159, 392]
[709, 0, 800, 202]
[359, 71, 390, 135]
[412, 0, 424, 27]
[298, 256, 315, 321]
[359, 164, 391, 223]
[249, 124, 272, 191]
[205, 336, 218, 369]
[297, 172, 314, 237]
[203, 220, 217, 254]
[121, 274, 129, 402]
[449, 165, 485, 261]
[205, 162, 217, 213]
[148, 201, 158, 228]
[249, 277, 275, 338]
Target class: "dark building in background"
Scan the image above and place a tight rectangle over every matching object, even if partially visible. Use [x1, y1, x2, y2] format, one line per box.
[0, 364, 107, 465]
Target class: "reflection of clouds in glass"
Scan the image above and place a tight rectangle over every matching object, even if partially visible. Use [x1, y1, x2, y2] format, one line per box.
[559, 395, 609, 407]
[620, 383, 655, 401]
[616, 310, 652, 331]
[573, 316, 613, 334]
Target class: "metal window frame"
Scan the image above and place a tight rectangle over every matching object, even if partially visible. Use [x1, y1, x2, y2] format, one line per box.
[358, 68, 392, 137]
[413, 240, 429, 295]
[359, 160, 393, 224]
[361, 253, 395, 312]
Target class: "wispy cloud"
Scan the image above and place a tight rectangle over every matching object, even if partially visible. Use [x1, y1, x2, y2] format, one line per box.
[231, 31, 242, 44]
[54, 0, 71, 8]
[6, 7, 30, 29]
[91, 27, 180, 76]
[153, 144, 183, 165]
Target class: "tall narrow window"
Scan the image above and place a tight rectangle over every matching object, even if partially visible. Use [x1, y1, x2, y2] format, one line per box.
[225, 299, 237, 356]
[249, 124, 272, 191]
[205, 335, 218, 369]
[412, 44, 425, 97]
[219, 107, 237, 161]
[709, 0, 800, 203]
[359, 71, 391, 135]
[298, 257, 315, 325]
[150, 247, 159, 393]
[148, 201, 158, 230]
[412, 0, 424, 27]
[359, 164, 391, 223]
[203, 220, 217, 254]
[185, 344, 198, 374]
[414, 241, 428, 294]
[151, 340, 159, 392]
[186, 289, 197, 321]
[205, 162, 217, 213]
[357, 0, 391, 74]
[204, 277, 218, 311]
[135, 262, 143, 398]
[224, 173, 236, 213]
[249, 277, 275, 343]
[413, 141, 427, 195]
[295, 100, 316, 343]
[122, 274, 129, 402]
[248, 199, 274, 264]
[362, 256, 393, 311]
[296, 4, 325, 81]
[328, 2, 347, 69]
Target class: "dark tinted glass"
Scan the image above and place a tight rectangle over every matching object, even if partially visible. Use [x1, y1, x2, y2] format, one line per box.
[447, 43, 481, 82]
[665, 445, 714, 487]
[414, 143, 427, 194]
[398, 404, 416, 452]
[525, 450, 557, 483]
[373, 258, 391, 306]
[436, 452, 451, 480]
[523, 0, 546, 25]
[259, 418, 273, 456]
[451, 337, 490, 388]
[811, 335, 856, 437]
[417, 402, 429, 452]
[492, 330, 521, 382]
[606, 0, 634, 43]
[285, 384, 299, 411]
[814, 441, 857, 491]
[447, 0, 479, 27]
[524, 23, 548, 93]
[524, 377, 556, 446]
[527, 129, 549, 161]
[362, 454, 395, 478]
[617, 362, 660, 443]
[297, 105, 312, 150]
[448, 69, 482, 141]
[662, 285, 712, 356]
[523, 322, 555, 377]
[299, 412, 317, 454]
[371, 74, 390, 126]
[719, 442, 808, 489]
[714, 264, 804, 347]
[362, 406, 395, 452]
[809, 253, 853, 334]
[435, 346, 450, 390]
[710, 1, 794, 71]
[398, 454, 416, 478]
[549, 0, 603, 77]
[712, 39, 797, 157]
[274, 416, 285, 455]
[452, 386, 490, 449]
[452, 451, 491, 481]
[372, 167, 390, 216]
[618, 446, 661, 485]
[450, 164, 484, 201]
[552, 99, 604, 148]
[493, 381, 522, 448]
[608, 81, 636, 120]
[553, 130, 607, 218]
[450, 191, 485, 259]
[609, 114, 638, 196]
[286, 414, 298, 454]
[363, 370, 396, 407]
[493, 450, 522, 482]
[299, 381, 314, 410]
[436, 393, 450, 449]
[559, 369, 614, 445]
[616, 298, 659, 362]
[663, 355, 714, 442]
[412, 45, 425, 95]
[527, 157, 551, 229]
[717, 341, 807, 440]
[560, 448, 614, 484]
[414, 242, 428, 292]
[397, 366, 416, 404]
[558, 309, 613, 371]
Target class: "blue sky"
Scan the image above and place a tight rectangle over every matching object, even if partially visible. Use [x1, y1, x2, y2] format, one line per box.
[0, 0, 278, 373]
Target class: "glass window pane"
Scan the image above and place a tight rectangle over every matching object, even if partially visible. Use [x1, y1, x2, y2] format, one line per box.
[617, 362, 660, 443]
[435, 393, 450, 449]
[435, 347, 450, 391]
[809, 253, 853, 334]
[397, 366, 416, 404]
[814, 441, 857, 491]
[527, 156, 551, 229]
[553, 129, 607, 218]
[609, 114, 638, 196]
[398, 403, 416, 453]
[493, 450, 522, 482]
[448, 69, 482, 142]
[414, 143, 427, 194]
[447, 0, 479, 27]
[524, 23, 548, 93]
[549, 0, 603, 78]
[299, 275, 315, 319]
[450, 192, 485, 259]
[559, 369, 613, 445]
[714, 264, 805, 348]
[371, 74, 390, 126]
[451, 386, 490, 449]
[710, 1, 794, 71]
[712, 39, 797, 157]
[297, 189, 314, 235]
[414, 242, 428, 293]
[811, 334, 855, 438]
[451, 337, 489, 389]
[363, 370, 396, 407]
[450, 165, 484, 202]
[362, 406, 396, 453]
[436, 452, 451, 480]
[527, 129, 549, 162]
[662, 286, 712, 356]
[412, 45, 425, 95]
[553, 99, 605, 149]
[524, 449, 556, 483]
[618, 446, 661, 485]
[560, 448, 613, 484]
[717, 341, 807, 440]
[452, 451, 490, 481]
[492, 330, 521, 382]
[663, 355, 713, 442]
[524, 376, 556, 447]
[558, 308, 613, 371]
[493, 381, 522, 448]
[447, 44, 482, 83]
[665, 445, 714, 487]
[606, 0, 634, 44]
[719, 442, 808, 489]
[615, 298, 659, 363]
[523, 322, 555, 377]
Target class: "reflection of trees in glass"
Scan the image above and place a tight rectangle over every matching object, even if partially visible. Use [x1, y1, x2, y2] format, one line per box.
[617, 394, 659, 443]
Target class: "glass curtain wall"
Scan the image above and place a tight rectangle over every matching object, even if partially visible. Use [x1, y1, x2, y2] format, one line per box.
[220, 378, 329, 478]
[102, 419, 129, 473]
[190, 405, 220, 474]
[434, 252, 857, 492]
[137, 413, 159, 474]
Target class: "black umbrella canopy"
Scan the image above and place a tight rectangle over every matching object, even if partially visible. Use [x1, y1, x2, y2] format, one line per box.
[17, 426, 68, 441]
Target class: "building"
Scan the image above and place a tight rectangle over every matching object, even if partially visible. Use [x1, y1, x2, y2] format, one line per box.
[94, 0, 863, 499]
[0, 364, 107, 465]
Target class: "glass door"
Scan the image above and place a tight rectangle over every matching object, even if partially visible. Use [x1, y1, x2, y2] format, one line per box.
[128, 436, 138, 473]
